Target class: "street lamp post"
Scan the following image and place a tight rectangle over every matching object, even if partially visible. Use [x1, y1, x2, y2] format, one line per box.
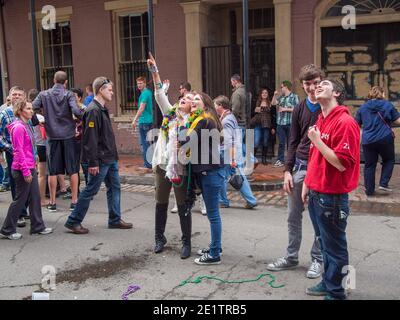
[242, 0, 250, 125]
[147, 0, 161, 127]
[148, 0, 155, 54]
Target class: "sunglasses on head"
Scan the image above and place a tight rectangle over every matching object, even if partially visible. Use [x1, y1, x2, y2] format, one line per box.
[98, 78, 111, 91]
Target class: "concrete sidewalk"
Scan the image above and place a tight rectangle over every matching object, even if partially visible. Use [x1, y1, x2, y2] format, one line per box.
[118, 155, 284, 191]
[118, 155, 400, 213]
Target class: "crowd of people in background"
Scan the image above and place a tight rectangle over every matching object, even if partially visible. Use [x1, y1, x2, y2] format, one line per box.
[0, 51, 399, 301]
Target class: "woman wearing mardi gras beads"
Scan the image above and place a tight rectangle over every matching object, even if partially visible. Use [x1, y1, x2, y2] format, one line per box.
[181, 92, 225, 265]
[147, 53, 197, 259]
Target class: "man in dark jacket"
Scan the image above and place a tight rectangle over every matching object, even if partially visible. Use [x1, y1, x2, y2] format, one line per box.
[267, 64, 324, 279]
[33, 71, 83, 212]
[64, 77, 132, 234]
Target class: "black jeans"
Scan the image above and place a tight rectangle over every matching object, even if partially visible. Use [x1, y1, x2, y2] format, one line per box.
[362, 134, 395, 195]
[1, 169, 45, 235]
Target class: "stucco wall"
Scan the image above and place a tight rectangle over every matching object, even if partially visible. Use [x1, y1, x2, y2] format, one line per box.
[291, 0, 319, 97]
[2, 0, 188, 154]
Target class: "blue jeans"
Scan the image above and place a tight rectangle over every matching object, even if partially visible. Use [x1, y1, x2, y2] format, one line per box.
[362, 134, 395, 195]
[308, 191, 350, 300]
[66, 161, 122, 226]
[0, 164, 3, 185]
[239, 126, 257, 168]
[277, 125, 291, 162]
[139, 123, 152, 168]
[219, 165, 257, 207]
[199, 167, 224, 258]
[2, 164, 9, 188]
[81, 163, 89, 186]
[254, 126, 271, 148]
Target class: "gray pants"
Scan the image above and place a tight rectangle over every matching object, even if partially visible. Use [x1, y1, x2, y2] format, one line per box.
[1, 169, 45, 235]
[285, 169, 322, 263]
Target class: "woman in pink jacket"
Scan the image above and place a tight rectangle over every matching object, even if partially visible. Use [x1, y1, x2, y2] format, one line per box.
[0, 100, 52, 240]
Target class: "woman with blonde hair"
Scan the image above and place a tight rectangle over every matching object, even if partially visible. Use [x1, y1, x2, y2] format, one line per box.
[147, 53, 196, 259]
[356, 86, 400, 196]
[0, 100, 52, 240]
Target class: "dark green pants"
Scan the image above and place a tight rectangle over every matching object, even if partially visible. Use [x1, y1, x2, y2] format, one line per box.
[154, 166, 188, 205]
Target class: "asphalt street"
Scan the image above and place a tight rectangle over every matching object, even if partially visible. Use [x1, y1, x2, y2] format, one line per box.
[0, 188, 399, 300]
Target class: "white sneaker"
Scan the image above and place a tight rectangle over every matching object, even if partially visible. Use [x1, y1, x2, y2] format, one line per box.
[198, 197, 207, 215]
[273, 160, 284, 167]
[0, 232, 22, 240]
[37, 228, 53, 235]
[379, 186, 393, 192]
[171, 204, 178, 213]
[17, 218, 26, 228]
[306, 259, 323, 279]
[266, 257, 298, 271]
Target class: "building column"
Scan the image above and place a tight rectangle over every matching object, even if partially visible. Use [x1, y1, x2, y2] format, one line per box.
[180, 1, 209, 92]
[273, 0, 292, 88]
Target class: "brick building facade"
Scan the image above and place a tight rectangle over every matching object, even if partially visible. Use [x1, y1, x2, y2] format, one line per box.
[0, 0, 399, 154]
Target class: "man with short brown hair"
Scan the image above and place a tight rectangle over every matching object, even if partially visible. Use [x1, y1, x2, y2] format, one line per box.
[65, 77, 132, 234]
[33, 71, 83, 213]
[131, 76, 153, 170]
[271, 80, 299, 167]
[267, 64, 324, 279]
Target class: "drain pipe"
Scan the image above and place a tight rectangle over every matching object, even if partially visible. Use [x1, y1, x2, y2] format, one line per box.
[0, 0, 10, 101]
[30, 0, 41, 90]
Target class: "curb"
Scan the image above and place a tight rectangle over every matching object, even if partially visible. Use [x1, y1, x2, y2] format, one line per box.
[119, 174, 283, 192]
[115, 175, 400, 216]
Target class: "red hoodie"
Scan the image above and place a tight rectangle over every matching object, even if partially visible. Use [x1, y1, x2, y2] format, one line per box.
[305, 105, 360, 194]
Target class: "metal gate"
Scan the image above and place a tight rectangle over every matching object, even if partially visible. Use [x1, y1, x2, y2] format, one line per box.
[322, 22, 400, 162]
[202, 39, 275, 101]
[202, 45, 242, 99]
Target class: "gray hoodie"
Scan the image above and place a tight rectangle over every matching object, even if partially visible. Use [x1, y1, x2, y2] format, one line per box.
[32, 84, 83, 140]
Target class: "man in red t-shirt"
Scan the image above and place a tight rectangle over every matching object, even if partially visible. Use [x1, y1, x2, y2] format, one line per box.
[302, 78, 360, 300]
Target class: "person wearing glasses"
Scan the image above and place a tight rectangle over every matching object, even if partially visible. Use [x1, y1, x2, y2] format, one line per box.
[267, 65, 324, 279]
[271, 80, 300, 167]
[64, 77, 133, 234]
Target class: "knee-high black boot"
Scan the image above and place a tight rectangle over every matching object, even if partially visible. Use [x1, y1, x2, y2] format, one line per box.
[154, 203, 168, 253]
[178, 204, 192, 259]
[262, 147, 268, 165]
